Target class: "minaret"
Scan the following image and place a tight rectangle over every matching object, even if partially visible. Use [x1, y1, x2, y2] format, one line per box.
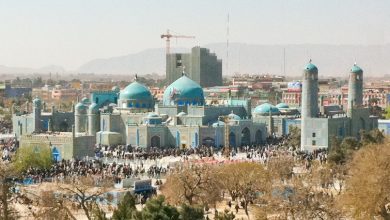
[74, 102, 87, 134]
[32, 97, 42, 132]
[88, 103, 100, 135]
[347, 63, 363, 117]
[301, 60, 319, 118]
[301, 60, 319, 151]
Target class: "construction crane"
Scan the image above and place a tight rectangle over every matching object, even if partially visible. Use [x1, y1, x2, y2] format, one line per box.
[160, 29, 195, 54]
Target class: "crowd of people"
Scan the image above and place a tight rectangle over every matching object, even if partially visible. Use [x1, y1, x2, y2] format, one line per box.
[1, 133, 330, 188]
[1, 137, 18, 161]
[21, 158, 169, 185]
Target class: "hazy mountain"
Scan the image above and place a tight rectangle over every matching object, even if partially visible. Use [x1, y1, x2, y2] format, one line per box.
[78, 43, 390, 77]
[0, 65, 66, 74]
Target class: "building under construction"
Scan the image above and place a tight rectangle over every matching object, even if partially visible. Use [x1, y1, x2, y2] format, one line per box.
[166, 46, 222, 87]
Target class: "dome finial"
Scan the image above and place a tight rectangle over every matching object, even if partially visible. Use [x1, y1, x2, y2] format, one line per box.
[134, 74, 138, 81]
[309, 58, 312, 63]
[182, 65, 186, 76]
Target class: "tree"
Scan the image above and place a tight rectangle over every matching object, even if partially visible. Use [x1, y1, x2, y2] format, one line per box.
[217, 162, 270, 217]
[385, 106, 390, 119]
[58, 176, 113, 220]
[0, 163, 19, 220]
[340, 141, 390, 219]
[267, 163, 342, 219]
[32, 190, 77, 220]
[214, 209, 235, 220]
[138, 195, 180, 220]
[112, 192, 137, 220]
[179, 204, 204, 220]
[13, 143, 53, 173]
[287, 126, 300, 150]
[162, 165, 221, 207]
[328, 136, 359, 165]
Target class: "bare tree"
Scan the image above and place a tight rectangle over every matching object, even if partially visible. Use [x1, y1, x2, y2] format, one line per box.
[217, 162, 270, 217]
[57, 176, 113, 220]
[161, 164, 221, 207]
[340, 141, 390, 219]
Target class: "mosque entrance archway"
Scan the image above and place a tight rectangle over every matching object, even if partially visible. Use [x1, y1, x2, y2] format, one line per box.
[241, 127, 251, 146]
[52, 147, 61, 162]
[255, 130, 263, 144]
[59, 121, 69, 132]
[151, 136, 161, 148]
[202, 137, 215, 146]
[229, 132, 236, 147]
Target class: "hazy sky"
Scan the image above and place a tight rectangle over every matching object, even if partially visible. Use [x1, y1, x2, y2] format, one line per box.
[0, 0, 389, 69]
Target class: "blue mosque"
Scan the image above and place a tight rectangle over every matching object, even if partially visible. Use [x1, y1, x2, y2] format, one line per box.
[12, 62, 379, 159]
[13, 72, 267, 159]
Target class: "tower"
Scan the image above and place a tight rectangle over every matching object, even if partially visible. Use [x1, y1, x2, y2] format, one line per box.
[301, 61, 319, 151]
[88, 103, 100, 135]
[301, 60, 319, 118]
[74, 102, 87, 134]
[32, 97, 42, 132]
[347, 64, 363, 117]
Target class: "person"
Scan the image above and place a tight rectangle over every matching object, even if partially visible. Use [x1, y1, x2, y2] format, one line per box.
[235, 204, 239, 213]
[228, 200, 232, 209]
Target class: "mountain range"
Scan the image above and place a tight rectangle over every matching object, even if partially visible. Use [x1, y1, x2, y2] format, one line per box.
[1, 43, 389, 77]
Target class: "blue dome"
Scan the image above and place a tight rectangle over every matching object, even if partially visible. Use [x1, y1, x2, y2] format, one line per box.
[177, 111, 187, 117]
[351, 64, 363, 74]
[253, 103, 280, 115]
[33, 97, 42, 107]
[228, 112, 241, 120]
[304, 62, 318, 74]
[119, 81, 153, 101]
[163, 75, 204, 106]
[75, 102, 87, 113]
[147, 112, 159, 118]
[88, 103, 99, 114]
[276, 103, 289, 109]
[112, 86, 120, 92]
[212, 121, 225, 127]
[81, 97, 90, 104]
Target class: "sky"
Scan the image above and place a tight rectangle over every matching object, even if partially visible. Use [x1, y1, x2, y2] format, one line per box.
[0, 0, 389, 70]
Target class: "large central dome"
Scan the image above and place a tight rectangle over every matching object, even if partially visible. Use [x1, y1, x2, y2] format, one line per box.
[163, 75, 204, 106]
[118, 80, 154, 109]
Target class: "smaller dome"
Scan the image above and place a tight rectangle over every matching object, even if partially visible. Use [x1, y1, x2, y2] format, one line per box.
[120, 81, 153, 101]
[112, 86, 120, 92]
[147, 112, 159, 118]
[228, 112, 241, 120]
[177, 112, 187, 117]
[75, 102, 87, 112]
[276, 103, 289, 109]
[351, 64, 363, 74]
[88, 103, 99, 114]
[33, 97, 42, 107]
[81, 97, 90, 104]
[254, 103, 280, 115]
[212, 121, 225, 127]
[304, 62, 318, 74]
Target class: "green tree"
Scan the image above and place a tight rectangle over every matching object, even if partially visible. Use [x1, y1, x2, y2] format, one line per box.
[214, 209, 235, 220]
[328, 136, 359, 165]
[14, 143, 53, 172]
[112, 192, 137, 220]
[138, 195, 180, 220]
[179, 204, 204, 220]
[385, 106, 390, 119]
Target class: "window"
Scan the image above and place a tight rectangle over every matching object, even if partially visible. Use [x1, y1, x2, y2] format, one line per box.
[312, 140, 316, 146]
[312, 132, 316, 138]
